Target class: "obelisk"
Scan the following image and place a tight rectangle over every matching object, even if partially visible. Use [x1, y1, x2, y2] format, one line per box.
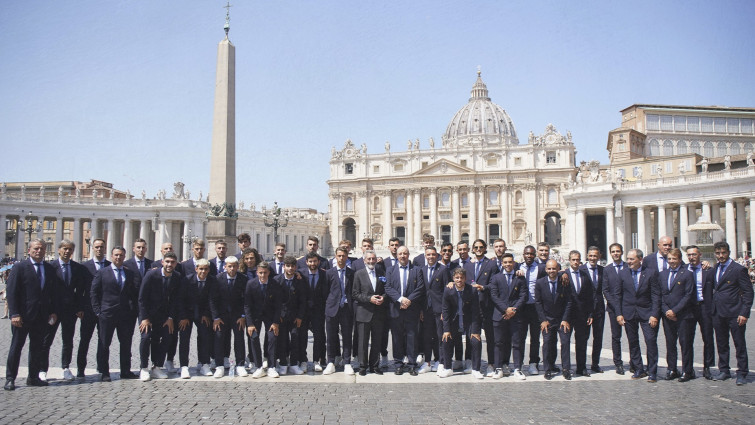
[206, 4, 238, 241]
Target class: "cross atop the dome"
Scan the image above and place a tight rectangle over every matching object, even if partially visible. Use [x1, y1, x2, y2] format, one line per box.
[477, 65, 481, 76]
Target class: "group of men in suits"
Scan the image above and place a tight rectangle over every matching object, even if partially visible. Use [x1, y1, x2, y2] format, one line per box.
[4, 231, 752, 390]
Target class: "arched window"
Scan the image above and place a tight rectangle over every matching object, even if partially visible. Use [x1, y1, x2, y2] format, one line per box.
[730, 142, 741, 155]
[544, 212, 562, 246]
[423, 196, 430, 209]
[440, 192, 450, 207]
[663, 140, 673, 156]
[547, 189, 557, 205]
[395, 194, 405, 209]
[689, 141, 700, 155]
[345, 196, 354, 212]
[703, 142, 714, 157]
[373, 196, 380, 211]
[515, 190, 523, 206]
[744, 142, 754, 152]
[716, 142, 727, 157]
[649, 139, 660, 156]
[461, 193, 469, 207]
[488, 190, 498, 205]
[677, 140, 688, 155]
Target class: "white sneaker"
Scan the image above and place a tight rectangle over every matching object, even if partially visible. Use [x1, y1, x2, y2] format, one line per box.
[267, 367, 280, 378]
[289, 365, 304, 375]
[262, 359, 268, 369]
[436, 363, 446, 376]
[335, 356, 344, 367]
[39, 371, 48, 382]
[437, 367, 453, 378]
[223, 357, 231, 369]
[323, 363, 336, 375]
[180, 366, 191, 379]
[344, 364, 355, 375]
[235, 366, 248, 377]
[493, 369, 504, 379]
[139, 368, 152, 381]
[276, 365, 288, 376]
[471, 370, 484, 379]
[416, 354, 425, 364]
[314, 363, 323, 372]
[163, 360, 175, 373]
[252, 367, 266, 378]
[514, 368, 526, 380]
[417, 362, 431, 374]
[463, 360, 473, 374]
[299, 361, 308, 371]
[452, 360, 463, 370]
[151, 367, 168, 379]
[199, 364, 213, 376]
[213, 367, 224, 378]
[431, 361, 439, 372]
[528, 363, 539, 375]
[62, 368, 75, 381]
[486, 365, 495, 377]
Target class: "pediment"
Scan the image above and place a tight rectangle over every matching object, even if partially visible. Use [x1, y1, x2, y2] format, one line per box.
[411, 159, 474, 176]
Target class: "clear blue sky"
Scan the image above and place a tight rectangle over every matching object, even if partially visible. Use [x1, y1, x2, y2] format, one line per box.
[2, 1, 753, 212]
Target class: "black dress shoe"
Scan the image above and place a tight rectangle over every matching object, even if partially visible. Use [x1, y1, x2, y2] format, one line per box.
[369, 368, 383, 375]
[576, 369, 591, 377]
[409, 367, 418, 376]
[631, 370, 648, 380]
[678, 372, 695, 382]
[358, 368, 367, 376]
[76, 370, 86, 379]
[551, 366, 561, 374]
[666, 370, 680, 380]
[703, 367, 712, 380]
[736, 376, 746, 386]
[120, 371, 139, 380]
[629, 365, 636, 374]
[591, 365, 603, 373]
[100, 374, 111, 382]
[647, 375, 657, 383]
[26, 377, 48, 387]
[615, 364, 625, 375]
[713, 371, 732, 381]
[562, 370, 573, 380]
[4, 379, 15, 391]
[394, 366, 404, 376]
[544, 371, 554, 380]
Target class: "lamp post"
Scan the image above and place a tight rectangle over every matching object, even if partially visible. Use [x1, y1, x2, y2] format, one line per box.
[263, 202, 288, 244]
[182, 226, 199, 248]
[20, 212, 42, 258]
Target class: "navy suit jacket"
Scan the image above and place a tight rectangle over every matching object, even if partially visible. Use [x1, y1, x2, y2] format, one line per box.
[351, 267, 388, 323]
[211, 272, 247, 321]
[123, 257, 153, 278]
[489, 270, 528, 322]
[412, 253, 426, 268]
[324, 266, 355, 318]
[580, 263, 605, 317]
[274, 274, 307, 322]
[185, 274, 215, 321]
[442, 285, 481, 334]
[49, 259, 87, 315]
[463, 257, 497, 312]
[709, 260, 753, 318]
[244, 278, 282, 325]
[82, 259, 112, 313]
[149, 259, 185, 277]
[534, 275, 573, 324]
[421, 263, 451, 315]
[180, 257, 217, 281]
[303, 268, 329, 315]
[565, 267, 594, 320]
[615, 266, 661, 321]
[296, 254, 332, 273]
[659, 267, 696, 320]
[90, 265, 139, 320]
[384, 263, 425, 320]
[6, 259, 60, 322]
[688, 263, 715, 314]
[138, 268, 185, 323]
[603, 262, 626, 315]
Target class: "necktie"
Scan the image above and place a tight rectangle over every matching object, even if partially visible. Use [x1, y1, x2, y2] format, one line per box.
[573, 271, 581, 293]
[497, 259, 502, 272]
[692, 266, 702, 301]
[62, 263, 70, 286]
[96, 261, 103, 270]
[591, 267, 598, 288]
[277, 262, 283, 275]
[456, 291, 464, 331]
[198, 280, 205, 291]
[286, 279, 292, 290]
[427, 266, 434, 283]
[138, 260, 144, 276]
[369, 270, 376, 291]
[632, 270, 639, 291]
[35, 262, 44, 289]
[338, 269, 346, 307]
[117, 268, 124, 289]
[219, 259, 225, 271]
[717, 263, 726, 285]
[526, 264, 533, 283]
[475, 261, 481, 281]
[309, 274, 316, 291]
[616, 263, 622, 272]
[261, 283, 267, 297]
[668, 269, 677, 291]
[400, 266, 408, 296]
[662, 257, 668, 272]
[550, 280, 557, 302]
[162, 276, 169, 296]
[228, 278, 235, 289]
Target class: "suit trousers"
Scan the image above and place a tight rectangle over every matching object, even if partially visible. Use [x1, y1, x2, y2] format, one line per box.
[481, 311, 496, 366]
[306, 312, 327, 365]
[380, 319, 390, 358]
[590, 313, 605, 368]
[662, 316, 694, 374]
[493, 315, 523, 369]
[606, 310, 624, 366]
[390, 314, 419, 367]
[357, 318, 385, 369]
[216, 319, 245, 364]
[77, 311, 99, 372]
[297, 315, 310, 364]
[166, 322, 180, 363]
[520, 303, 541, 365]
[5, 318, 47, 380]
[624, 318, 658, 377]
[277, 319, 300, 366]
[326, 306, 353, 364]
[691, 302, 715, 368]
[140, 320, 172, 368]
[97, 314, 136, 374]
[442, 323, 481, 371]
[713, 315, 749, 377]
[572, 315, 591, 372]
[541, 322, 571, 372]
[41, 311, 78, 371]
[247, 319, 277, 368]
[185, 319, 213, 366]
[421, 309, 440, 363]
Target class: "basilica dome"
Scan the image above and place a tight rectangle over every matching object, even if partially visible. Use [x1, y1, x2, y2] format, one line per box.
[442, 71, 519, 147]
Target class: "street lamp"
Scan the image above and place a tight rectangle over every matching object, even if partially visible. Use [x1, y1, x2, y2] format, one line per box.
[263, 201, 289, 244]
[20, 212, 42, 257]
[182, 226, 199, 248]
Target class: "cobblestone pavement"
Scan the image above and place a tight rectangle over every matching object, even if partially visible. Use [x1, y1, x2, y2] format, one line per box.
[1, 312, 753, 424]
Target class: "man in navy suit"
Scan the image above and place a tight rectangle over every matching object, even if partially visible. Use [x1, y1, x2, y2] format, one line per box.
[149, 242, 185, 277]
[352, 250, 387, 375]
[244, 261, 282, 378]
[686, 245, 715, 380]
[581, 246, 606, 373]
[451, 241, 471, 269]
[209, 239, 229, 277]
[603, 243, 628, 374]
[210, 256, 248, 378]
[489, 253, 528, 379]
[181, 259, 216, 378]
[181, 238, 217, 281]
[417, 247, 449, 374]
[384, 246, 425, 375]
[78, 237, 110, 379]
[517, 245, 547, 375]
[41, 239, 86, 382]
[273, 256, 307, 375]
[709, 241, 753, 386]
[438, 267, 483, 379]
[4, 239, 60, 390]
[301, 252, 329, 372]
[464, 239, 497, 376]
[234, 233, 251, 259]
[535, 259, 573, 380]
[659, 248, 696, 382]
[411, 234, 436, 268]
[138, 252, 184, 381]
[565, 250, 594, 377]
[535, 242, 551, 265]
[323, 247, 356, 375]
[642, 235, 673, 275]
[351, 238, 386, 275]
[90, 246, 140, 382]
[438, 242, 456, 270]
[296, 236, 331, 273]
[490, 239, 508, 274]
[615, 248, 661, 383]
[123, 238, 152, 279]
[270, 243, 287, 276]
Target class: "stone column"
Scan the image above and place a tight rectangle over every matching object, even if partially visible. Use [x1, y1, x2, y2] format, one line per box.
[406, 190, 414, 248]
[605, 206, 615, 246]
[736, 200, 747, 256]
[615, 205, 626, 249]
[750, 198, 755, 258]
[575, 208, 586, 254]
[468, 187, 477, 242]
[55, 217, 64, 248]
[637, 206, 647, 253]
[679, 203, 689, 259]
[0, 213, 4, 260]
[725, 199, 736, 257]
[701, 201, 711, 221]
[330, 194, 341, 248]
[657, 205, 667, 241]
[687, 204, 698, 245]
[429, 188, 438, 240]
[358, 191, 369, 241]
[711, 202, 721, 225]
[382, 190, 392, 246]
[500, 185, 509, 242]
[73, 218, 82, 262]
[665, 207, 674, 241]
[139, 219, 149, 242]
[413, 189, 422, 249]
[123, 220, 133, 253]
[153, 220, 164, 259]
[106, 218, 116, 256]
[452, 187, 460, 244]
[182, 220, 191, 261]
[477, 187, 486, 242]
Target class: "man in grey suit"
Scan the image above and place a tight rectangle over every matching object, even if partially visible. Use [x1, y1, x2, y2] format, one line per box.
[352, 250, 387, 375]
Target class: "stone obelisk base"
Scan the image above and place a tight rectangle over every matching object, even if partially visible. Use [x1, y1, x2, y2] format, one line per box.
[206, 217, 237, 244]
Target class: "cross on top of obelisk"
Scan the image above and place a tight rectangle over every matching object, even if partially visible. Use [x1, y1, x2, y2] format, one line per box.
[224, 1, 232, 38]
